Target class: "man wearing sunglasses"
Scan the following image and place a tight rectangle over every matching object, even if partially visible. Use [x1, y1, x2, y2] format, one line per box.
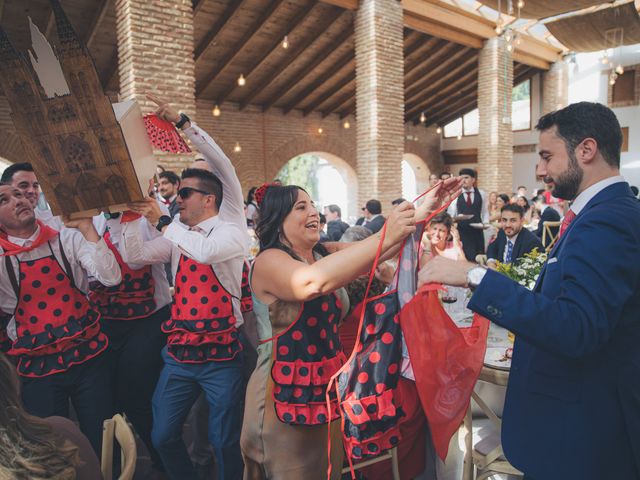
[125, 94, 249, 480]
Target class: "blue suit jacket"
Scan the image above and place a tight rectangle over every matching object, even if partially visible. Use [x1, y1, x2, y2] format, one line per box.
[469, 182, 640, 479]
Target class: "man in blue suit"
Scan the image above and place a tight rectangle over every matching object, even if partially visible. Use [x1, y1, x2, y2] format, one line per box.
[420, 102, 640, 479]
[486, 204, 543, 265]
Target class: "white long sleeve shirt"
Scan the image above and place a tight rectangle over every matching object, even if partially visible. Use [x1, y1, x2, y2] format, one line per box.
[121, 122, 249, 326]
[0, 226, 121, 340]
[447, 188, 490, 223]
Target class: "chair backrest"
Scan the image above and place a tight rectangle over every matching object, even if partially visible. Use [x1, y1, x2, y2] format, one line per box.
[341, 447, 400, 480]
[101, 414, 137, 480]
[542, 221, 561, 251]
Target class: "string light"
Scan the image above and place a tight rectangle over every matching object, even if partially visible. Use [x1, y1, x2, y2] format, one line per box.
[343, 120, 350, 129]
[419, 112, 426, 123]
[317, 127, 323, 134]
[233, 142, 242, 153]
[616, 64, 625, 75]
[609, 71, 618, 86]
[282, 35, 289, 49]
[517, 0, 525, 8]
[436, 126, 442, 134]
[237, 74, 246, 86]
[212, 105, 221, 117]
[456, 134, 462, 140]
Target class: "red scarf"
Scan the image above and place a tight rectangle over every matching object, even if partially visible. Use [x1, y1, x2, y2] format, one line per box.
[0, 221, 59, 257]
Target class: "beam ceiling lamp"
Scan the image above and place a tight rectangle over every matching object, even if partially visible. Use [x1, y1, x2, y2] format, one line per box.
[477, 0, 605, 20]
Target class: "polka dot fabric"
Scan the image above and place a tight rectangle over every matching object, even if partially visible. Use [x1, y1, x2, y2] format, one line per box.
[143, 114, 192, 154]
[240, 260, 253, 313]
[89, 231, 156, 320]
[336, 223, 426, 462]
[10, 254, 108, 377]
[270, 293, 346, 426]
[164, 254, 242, 363]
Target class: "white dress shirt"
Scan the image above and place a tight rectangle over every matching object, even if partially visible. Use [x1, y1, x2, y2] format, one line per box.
[0, 226, 121, 341]
[447, 188, 490, 223]
[569, 175, 625, 216]
[121, 122, 249, 326]
[35, 206, 64, 230]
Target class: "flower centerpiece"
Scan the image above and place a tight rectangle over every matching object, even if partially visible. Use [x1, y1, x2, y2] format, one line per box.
[494, 248, 548, 291]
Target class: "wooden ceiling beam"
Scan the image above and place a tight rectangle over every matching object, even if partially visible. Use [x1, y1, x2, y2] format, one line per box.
[403, 30, 430, 60]
[339, 100, 355, 119]
[321, 88, 354, 117]
[214, 0, 318, 104]
[103, 49, 119, 90]
[196, 0, 286, 96]
[239, 7, 345, 110]
[430, 98, 478, 128]
[426, 91, 477, 127]
[193, 0, 207, 17]
[405, 50, 477, 106]
[405, 41, 464, 85]
[513, 50, 550, 70]
[405, 37, 447, 78]
[85, 0, 110, 49]
[281, 48, 353, 114]
[194, 0, 248, 62]
[302, 70, 355, 116]
[262, 19, 353, 112]
[406, 71, 477, 121]
[404, 12, 483, 49]
[319, 0, 357, 9]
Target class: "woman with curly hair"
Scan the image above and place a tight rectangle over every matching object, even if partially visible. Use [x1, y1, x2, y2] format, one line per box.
[0, 353, 100, 480]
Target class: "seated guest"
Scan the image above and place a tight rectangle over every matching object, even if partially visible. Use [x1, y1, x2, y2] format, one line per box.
[0, 352, 101, 480]
[422, 212, 465, 261]
[489, 193, 510, 223]
[515, 195, 533, 225]
[533, 194, 561, 247]
[323, 204, 349, 241]
[355, 199, 385, 233]
[487, 204, 543, 265]
[318, 213, 329, 242]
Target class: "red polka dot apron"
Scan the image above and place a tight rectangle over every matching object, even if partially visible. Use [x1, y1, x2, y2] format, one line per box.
[89, 230, 156, 320]
[6, 241, 108, 378]
[263, 292, 347, 426]
[162, 254, 242, 363]
[240, 260, 253, 313]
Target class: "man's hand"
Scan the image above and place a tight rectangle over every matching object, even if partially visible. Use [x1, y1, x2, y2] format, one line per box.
[418, 255, 475, 288]
[147, 93, 189, 128]
[415, 177, 463, 222]
[382, 201, 416, 250]
[62, 215, 100, 243]
[127, 197, 164, 226]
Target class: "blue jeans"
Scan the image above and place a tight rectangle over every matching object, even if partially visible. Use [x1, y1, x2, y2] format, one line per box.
[151, 347, 244, 480]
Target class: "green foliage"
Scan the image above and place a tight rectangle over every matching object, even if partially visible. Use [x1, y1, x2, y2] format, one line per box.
[276, 154, 320, 199]
[512, 79, 530, 102]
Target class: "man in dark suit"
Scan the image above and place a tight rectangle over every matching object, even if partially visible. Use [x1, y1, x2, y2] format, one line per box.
[487, 204, 543, 264]
[324, 204, 350, 241]
[533, 194, 561, 248]
[420, 102, 640, 479]
[157, 170, 180, 218]
[355, 199, 385, 233]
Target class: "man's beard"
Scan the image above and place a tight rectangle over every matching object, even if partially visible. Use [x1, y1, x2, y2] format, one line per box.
[546, 151, 583, 200]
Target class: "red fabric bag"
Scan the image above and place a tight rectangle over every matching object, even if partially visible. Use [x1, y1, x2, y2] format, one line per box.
[399, 284, 489, 460]
[143, 114, 192, 153]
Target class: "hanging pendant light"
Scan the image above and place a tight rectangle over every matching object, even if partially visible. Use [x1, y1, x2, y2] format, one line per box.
[237, 74, 246, 86]
[212, 104, 221, 117]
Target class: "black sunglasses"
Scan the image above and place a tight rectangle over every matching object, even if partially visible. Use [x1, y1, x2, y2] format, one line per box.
[177, 187, 214, 199]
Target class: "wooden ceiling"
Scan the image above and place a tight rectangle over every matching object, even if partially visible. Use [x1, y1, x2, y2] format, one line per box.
[0, 0, 542, 126]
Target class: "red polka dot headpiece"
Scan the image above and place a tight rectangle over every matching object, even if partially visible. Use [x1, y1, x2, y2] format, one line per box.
[254, 183, 278, 207]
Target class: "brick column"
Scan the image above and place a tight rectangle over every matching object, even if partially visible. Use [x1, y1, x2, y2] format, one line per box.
[478, 36, 513, 194]
[115, 0, 196, 170]
[354, 0, 404, 213]
[542, 61, 568, 115]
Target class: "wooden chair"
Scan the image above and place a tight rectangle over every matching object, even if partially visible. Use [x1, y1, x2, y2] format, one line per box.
[542, 221, 562, 251]
[101, 413, 137, 480]
[341, 447, 400, 480]
[463, 368, 523, 480]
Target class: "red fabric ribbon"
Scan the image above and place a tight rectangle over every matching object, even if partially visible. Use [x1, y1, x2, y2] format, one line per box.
[143, 114, 192, 153]
[0, 221, 59, 257]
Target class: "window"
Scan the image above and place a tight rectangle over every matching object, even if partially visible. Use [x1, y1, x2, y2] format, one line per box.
[612, 71, 635, 104]
[463, 109, 479, 136]
[512, 80, 531, 131]
[443, 117, 462, 138]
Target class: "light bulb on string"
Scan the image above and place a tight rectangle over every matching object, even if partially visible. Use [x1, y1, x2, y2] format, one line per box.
[504, 29, 513, 42]
[212, 104, 221, 117]
[282, 35, 289, 49]
[456, 134, 462, 141]
[616, 64, 624, 75]
[517, 0, 525, 8]
[343, 120, 350, 129]
[436, 126, 442, 134]
[419, 112, 426, 123]
[601, 55, 609, 65]
[507, 43, 513, 52]
[233, 142, 242, 153]
[237, 74, 246, 86]
[317, 127, 323, 134]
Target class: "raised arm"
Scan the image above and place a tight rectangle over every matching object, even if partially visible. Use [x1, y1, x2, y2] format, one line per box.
[120, 216, 173, 265]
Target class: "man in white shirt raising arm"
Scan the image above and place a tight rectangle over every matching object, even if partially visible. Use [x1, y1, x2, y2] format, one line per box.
[125, 96, 248, 480]
[0, 183, 121, 455]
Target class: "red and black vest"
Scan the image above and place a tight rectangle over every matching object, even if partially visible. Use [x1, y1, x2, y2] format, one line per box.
[240, 260, 253, 313]
[335, 223, 425, 461]
[162, 254, 242, 363]
[5, 240, 108, 377]
[89, 231, 156, 320]
[267, 293, 347, 426]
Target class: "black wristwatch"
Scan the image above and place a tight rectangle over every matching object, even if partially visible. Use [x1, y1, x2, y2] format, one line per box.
[155, 215, 172, 232]
[175, 113, 190, 129]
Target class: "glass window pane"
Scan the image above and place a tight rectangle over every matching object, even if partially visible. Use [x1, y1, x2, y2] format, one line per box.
[463, 109, 479, 136]
[512, 80, 531, 131]
[443, 117, 463, 138]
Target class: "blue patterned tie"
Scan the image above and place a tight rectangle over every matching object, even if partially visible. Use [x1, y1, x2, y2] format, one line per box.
[505, 239, 514, 263]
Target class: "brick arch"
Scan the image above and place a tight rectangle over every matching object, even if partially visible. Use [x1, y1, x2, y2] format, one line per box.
[267, 135, 356, 181]
[404, 138, 443, 177]
[0, 132, 25, 164]
[403, 153, 431, 196]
